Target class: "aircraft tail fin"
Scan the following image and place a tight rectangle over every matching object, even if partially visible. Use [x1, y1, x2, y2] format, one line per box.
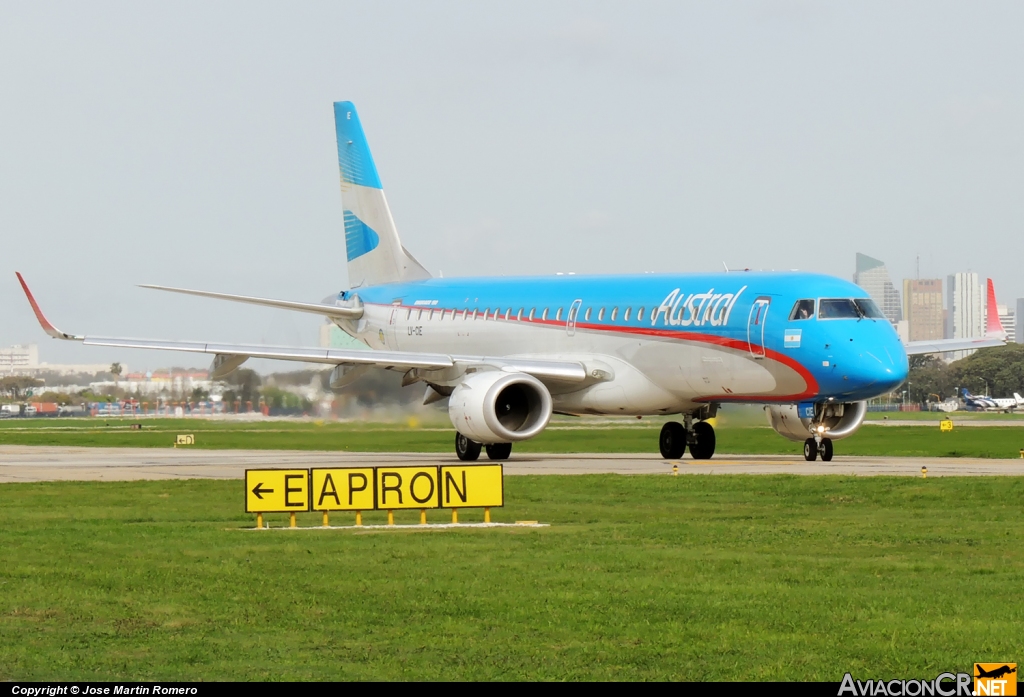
[334, 101, 431, 288]
[986, 278, 1006, 336]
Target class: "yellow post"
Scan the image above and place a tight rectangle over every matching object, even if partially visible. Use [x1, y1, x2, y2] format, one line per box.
[323, 511, 329, 527]
[921, 466, 928, 479]
[1020, 449, 1023, 459]
[290, 512, 297, 528]
[256, 513, 263, 529]
[672, 464, 678, 476]
[420, 509, 427, 525]
[484, 507, 491, 523]
[451, 508, 458, 524]
[387, 510, 394, 526]
[355, 510, 362, 526]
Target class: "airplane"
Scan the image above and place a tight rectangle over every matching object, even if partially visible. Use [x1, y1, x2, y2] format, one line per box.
[15, 101, 1010, 463]
[960, 388, 1024, 412]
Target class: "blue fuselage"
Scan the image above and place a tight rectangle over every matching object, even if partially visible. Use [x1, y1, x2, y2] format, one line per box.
[343, 271, 908, 414]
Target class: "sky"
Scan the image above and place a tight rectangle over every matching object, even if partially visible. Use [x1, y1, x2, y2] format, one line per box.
[2, 1, 1023, 371]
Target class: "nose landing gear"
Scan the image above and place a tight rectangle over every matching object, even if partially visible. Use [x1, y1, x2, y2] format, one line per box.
[803, 436, 833, 462]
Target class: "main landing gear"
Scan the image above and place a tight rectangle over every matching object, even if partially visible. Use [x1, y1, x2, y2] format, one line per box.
[659, 420, 716, 460]
[803, 437, 833, 462]
[455, 432, 511, 461]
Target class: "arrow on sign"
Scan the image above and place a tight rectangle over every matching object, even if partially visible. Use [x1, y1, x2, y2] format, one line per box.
[251, 483, 274, 499]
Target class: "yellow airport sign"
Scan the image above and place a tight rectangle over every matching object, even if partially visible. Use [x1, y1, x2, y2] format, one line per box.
[311, 468, 375, 511]
[440, 465, 504, 508]
[245, 469, 310, 513]
[375, 466, 441, 510]
[940, 419, 953, 432]
[175, 434, 195, 445]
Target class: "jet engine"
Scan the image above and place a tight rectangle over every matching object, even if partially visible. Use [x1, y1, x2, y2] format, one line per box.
[764, 401, 868, 442]
[448, 371, 552, 444]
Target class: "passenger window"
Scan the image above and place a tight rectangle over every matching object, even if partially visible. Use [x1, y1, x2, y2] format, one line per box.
[637, 307, 645, 321]
[789, 299, 815, 321]
[556, 308, 563, 321]
[584, 308, 592, 321]
[417, 309, 423, 320]
[624, 307, 631, 321]
[611, 307, 618, 321]
[406, 309, 412, 320]
[598, 307, 605, 321]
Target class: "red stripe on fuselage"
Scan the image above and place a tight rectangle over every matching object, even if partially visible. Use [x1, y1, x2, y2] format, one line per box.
[370, 304, 820, 401]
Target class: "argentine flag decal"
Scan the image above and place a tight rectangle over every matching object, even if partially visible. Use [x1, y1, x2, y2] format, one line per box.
[343, 210, 380, 261]
[784, 329, 802, 348]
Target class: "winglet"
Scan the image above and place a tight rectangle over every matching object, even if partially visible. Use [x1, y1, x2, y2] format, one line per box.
[15, 272, 82, 340]
[986, 278, 1006, 337]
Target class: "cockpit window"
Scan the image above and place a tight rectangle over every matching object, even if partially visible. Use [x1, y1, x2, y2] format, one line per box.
[789, 299, 815, 321]
[853, 298, 885, 319]
[818, 298, 885, 320]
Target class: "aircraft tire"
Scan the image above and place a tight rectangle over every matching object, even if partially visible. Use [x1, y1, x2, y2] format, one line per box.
[455, 432, 482, 461]
[485, 442, 512, 461]
[659, 422, 687, 459]
[803, 438, 817, 461]
[690, 421, 716, 460]
[820, 438, 833, 462]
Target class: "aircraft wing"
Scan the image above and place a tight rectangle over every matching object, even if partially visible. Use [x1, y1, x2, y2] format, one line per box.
[903, 336, 1006, 355]
[137, 283, 363, 320]
[16, 273, 587, 384]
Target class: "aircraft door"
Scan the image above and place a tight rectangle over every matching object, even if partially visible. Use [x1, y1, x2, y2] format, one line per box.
[747, 296, 771, 358]
[566, 299, 583, 337]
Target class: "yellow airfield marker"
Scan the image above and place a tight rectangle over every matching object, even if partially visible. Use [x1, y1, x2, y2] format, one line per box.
[387, 510, 394, 526]
[484, 507, 491, 523]
[355, 511, 363, 526]
[289, 512, 297, 528]
[420, 509, 427, 525]
[256, 513, 263, 529]
[451, 509, 459, 524]
[323, 511, 329, 527]
[921, 466, 928, 479]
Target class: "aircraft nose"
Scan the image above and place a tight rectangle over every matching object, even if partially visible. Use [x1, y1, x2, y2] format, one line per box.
[836, 339, 908, 396]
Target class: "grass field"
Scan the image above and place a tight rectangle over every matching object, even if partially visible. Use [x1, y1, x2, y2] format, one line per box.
[2, 417, 1024, 458]
[1, 475, 1021, 680]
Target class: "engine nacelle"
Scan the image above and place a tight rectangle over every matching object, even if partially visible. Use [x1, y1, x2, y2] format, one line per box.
[448, 371, 552, 444]
[764, 401, 868, 442]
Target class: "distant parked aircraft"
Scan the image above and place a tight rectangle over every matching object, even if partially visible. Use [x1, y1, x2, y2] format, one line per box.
[961, 388, 1024, 412]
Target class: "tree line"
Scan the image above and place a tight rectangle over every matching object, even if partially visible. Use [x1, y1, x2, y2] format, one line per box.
[906, 344, 1024, 402]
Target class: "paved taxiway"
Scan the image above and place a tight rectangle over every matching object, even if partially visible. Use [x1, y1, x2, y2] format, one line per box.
[1, 446, 1023, 482]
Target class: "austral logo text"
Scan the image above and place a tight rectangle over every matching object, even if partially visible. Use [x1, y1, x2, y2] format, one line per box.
[652, 286, 747, 328]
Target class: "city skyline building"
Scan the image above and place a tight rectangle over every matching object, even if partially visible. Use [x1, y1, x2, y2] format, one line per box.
[1017, 299, 1024, 344]
[997, 305, 1016, 344]
[947, 272, 986, 359]
[902, 278, 944, 342]
[853, 253, 902, 326]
